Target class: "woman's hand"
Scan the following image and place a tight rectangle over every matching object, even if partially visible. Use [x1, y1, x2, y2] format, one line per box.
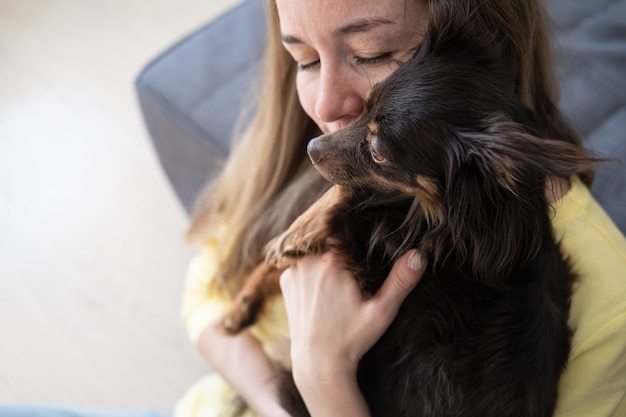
[280, 249, 427, 416]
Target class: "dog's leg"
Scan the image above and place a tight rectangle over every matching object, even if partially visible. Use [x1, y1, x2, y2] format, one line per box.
[267, 185, 349, 264]
[220, 263, 284, 335]
[221, 186, 349, 335]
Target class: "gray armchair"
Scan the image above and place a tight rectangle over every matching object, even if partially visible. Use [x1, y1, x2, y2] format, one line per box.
[135, 0, 626, 233]
[135, 0, 264, 212]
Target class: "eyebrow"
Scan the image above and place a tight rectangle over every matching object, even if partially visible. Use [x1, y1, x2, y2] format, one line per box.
[281, 17, 396, 44]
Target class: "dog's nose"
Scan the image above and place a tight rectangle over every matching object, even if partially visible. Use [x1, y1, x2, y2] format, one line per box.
[307, 137, 323, 165]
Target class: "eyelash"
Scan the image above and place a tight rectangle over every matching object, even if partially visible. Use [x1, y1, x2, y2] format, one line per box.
[355, 53, 392, 66]
[298, 60, 319, 71]
[297, 53, 393, 71]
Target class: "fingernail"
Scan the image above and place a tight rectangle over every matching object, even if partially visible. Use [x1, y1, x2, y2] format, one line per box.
[407, 250, 424, 272]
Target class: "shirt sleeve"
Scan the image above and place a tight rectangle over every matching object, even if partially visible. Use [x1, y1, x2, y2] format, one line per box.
[555, 311, 626, 416]
[551, 176, 626, 416]
[181, 236, 233, 346]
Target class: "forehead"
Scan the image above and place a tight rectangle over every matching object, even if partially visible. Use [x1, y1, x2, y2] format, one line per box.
[275, 0, 426, 43]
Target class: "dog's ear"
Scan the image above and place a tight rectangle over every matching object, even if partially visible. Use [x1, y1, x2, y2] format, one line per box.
[463, 117, 597, 197]
[441, 117, 598, 287]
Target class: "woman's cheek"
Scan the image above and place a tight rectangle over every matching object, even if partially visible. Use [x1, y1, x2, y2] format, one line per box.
[296, 74, 324, 129]
[366, 62, 403, 87]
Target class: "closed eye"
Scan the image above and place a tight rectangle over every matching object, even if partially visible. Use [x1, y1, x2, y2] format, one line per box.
[355, 53, 393, 66]
[299, 53, 393, 72]
[298, 59, 320, 71]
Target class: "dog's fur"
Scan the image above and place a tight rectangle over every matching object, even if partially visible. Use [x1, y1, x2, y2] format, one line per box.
[220, 10, 599, 417]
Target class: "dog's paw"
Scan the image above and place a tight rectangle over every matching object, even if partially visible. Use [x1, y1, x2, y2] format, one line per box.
[219, 290, 264, 335]
[267, 210, 334, 265]
[219, 263, 283, 335]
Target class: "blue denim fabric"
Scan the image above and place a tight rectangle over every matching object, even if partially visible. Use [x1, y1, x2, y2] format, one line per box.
[0, 405, 170, 417]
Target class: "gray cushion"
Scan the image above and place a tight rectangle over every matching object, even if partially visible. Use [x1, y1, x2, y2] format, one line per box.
[135, 0, 264, 211]
[546, 0, 626, 233]
[136, 0, 626, 233]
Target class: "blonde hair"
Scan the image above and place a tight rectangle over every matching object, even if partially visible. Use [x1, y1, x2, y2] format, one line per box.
[188, 0, 585, 295]
[188, 0, 325, 295]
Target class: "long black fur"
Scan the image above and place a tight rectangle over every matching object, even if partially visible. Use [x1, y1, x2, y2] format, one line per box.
[270, 8, 599, 417]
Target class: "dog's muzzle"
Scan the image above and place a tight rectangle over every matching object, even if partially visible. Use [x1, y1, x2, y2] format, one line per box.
[307, 136, 323, 166]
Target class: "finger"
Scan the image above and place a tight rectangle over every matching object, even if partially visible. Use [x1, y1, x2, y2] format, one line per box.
[279, 267, 301, 338]
[375, 250, 426, 312]
[278, 267, 293, 295]
[279, 267, 300, 315]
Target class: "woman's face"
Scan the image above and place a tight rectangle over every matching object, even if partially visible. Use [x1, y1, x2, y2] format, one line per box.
[276, 0, 430, 133]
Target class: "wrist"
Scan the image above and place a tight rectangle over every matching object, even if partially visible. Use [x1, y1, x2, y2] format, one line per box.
[240, 373, 290, 417]
[295, 366, 370, 417]
[197, 327, 289, 417]
[294, 358, 357, 390]
[249, 394, 291, 417]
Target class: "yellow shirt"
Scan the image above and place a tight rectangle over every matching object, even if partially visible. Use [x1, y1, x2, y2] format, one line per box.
[174, 176, 626, 417]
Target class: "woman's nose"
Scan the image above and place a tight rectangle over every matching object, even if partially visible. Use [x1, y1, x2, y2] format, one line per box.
[314, 67, 365, 130]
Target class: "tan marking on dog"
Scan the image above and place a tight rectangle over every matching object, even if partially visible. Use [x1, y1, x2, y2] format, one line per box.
[414, 175, 443, 225]
[416, 175, 440, 198]
[414, 189, 443, 226]
[372, 172, 443, 225]
[367, 121, 379, 136]
[364, 87, 374, 104]
[371, 173, 415, 194]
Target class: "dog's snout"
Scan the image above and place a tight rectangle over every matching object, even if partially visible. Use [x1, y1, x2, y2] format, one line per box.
[307, 137, 323, 165]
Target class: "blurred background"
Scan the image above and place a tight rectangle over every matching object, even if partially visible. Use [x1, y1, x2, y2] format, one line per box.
[0, 0, 241, 412]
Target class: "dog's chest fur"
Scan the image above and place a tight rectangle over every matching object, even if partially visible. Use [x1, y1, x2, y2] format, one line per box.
[267, 176, 575, 417]
[307, 199, 573, 417]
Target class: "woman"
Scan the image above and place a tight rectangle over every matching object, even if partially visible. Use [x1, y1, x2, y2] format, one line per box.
[1, 0, 622, 416]
[177, 0, 626, 416]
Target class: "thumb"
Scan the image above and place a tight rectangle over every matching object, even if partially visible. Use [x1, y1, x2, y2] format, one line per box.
[375, 250, 426, 311]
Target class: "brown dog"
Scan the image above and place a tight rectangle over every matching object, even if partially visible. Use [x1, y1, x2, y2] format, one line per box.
[221, 9, 599, 417]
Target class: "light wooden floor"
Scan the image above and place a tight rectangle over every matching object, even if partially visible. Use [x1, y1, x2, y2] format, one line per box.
[0, 0, 242, 412]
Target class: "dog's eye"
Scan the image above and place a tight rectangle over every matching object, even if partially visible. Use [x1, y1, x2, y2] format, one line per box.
[370, 136, 386, 163]
[371, 148, 385, 163]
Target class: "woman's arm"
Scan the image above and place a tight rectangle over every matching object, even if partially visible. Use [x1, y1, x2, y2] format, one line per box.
[181, 244, 290, 417]
[196, 325, 291, 417]
[280, 250, 426, 416]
